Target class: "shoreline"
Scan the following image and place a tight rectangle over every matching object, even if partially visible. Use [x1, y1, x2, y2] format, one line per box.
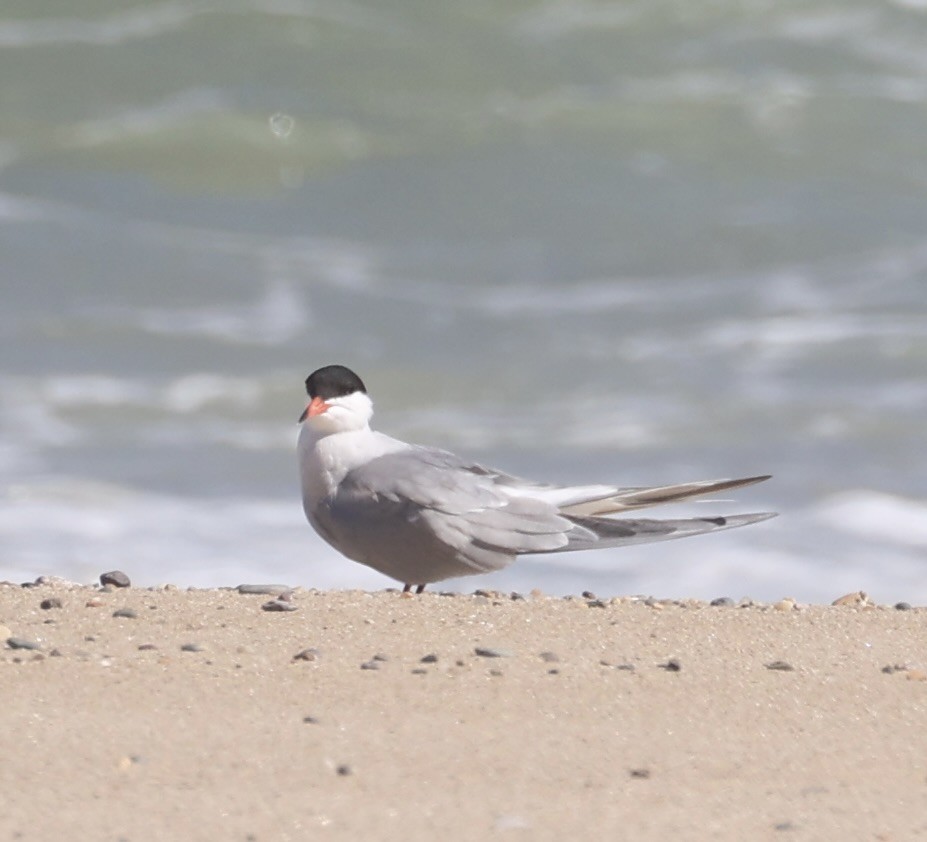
[3, 581, 925, 840]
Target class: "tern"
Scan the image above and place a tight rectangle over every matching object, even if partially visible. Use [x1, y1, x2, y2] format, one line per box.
[297, 364, 775, 593]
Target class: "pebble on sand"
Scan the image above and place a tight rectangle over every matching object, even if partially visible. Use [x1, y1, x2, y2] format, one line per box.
[831, 591, 868, 607]
[475, 647, 515, 658]
[7, 637, 41, 651]
[40, 598, 63, 610]
[100, 571, 131, 588]
[658, 659, 682, 672]
[765, 660, 795, 672]
[261, 599, 298, 612]
[112, 608, 138, 619]
[237, 584, 292, 596]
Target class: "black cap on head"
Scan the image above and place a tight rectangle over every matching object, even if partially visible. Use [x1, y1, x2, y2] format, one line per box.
[305, 365, 367, 400]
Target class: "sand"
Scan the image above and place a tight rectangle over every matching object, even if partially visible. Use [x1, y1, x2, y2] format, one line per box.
[2, 580, 925, 841]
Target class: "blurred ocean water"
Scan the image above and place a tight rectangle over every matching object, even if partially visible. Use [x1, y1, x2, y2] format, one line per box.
[1, 1, 926, 601]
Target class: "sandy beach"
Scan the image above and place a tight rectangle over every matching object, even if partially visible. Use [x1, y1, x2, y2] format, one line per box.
[2, 579, 925, 841]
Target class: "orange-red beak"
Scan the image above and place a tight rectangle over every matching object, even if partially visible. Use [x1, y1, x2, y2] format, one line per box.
[298, 396, 330, 423]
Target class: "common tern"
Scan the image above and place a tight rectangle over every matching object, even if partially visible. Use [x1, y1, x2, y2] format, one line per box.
[297, 364, 775, 593]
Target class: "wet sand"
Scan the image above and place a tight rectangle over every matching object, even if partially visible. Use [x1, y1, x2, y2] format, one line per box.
[2, 580, 925, 841]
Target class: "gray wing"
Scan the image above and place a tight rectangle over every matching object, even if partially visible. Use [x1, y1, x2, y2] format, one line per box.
[318, 447, 775, 585]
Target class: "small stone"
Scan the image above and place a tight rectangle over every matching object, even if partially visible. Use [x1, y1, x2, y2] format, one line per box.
[360, 660, 380, 670]
[658, 659, 681, 672]
[7, 637, 41, 651]
[85, 597, 104, 608]
[293, 648, 319, 662]
[586, 599, 607, 608]
[100, 571, 131, 588]
[832, 591, 867, 607]
[882, 664, 906, 674]
[336, 764, 352, 776]
[773, 821, 797, 832]
[40, 598, 63, 610]
[237, 584, 291, 596]
[180, 643, 203, 653]
[372, 653, 389, 662]
[138, 644, 157, 651]
[509, 591, 526, 601]
[894, 602, 912, 611]
[474, 647, 515, 658]
[538, 651, 560, 663]
[710, 597, 735, 607]
[410, 668, 428, 675]
[766, 660, 794, 672]
[582, 590, 597, 600]
[629, 768, 651, 779]
[112, 608, 137, 619]
[261, 599, 298, 612]
[906, 669, 927, 682]
[420, 653, 438, 664]
[547, 668, 560, 675]
[489, 668, 504, 677]
[774, 598, 796, 612]
[302, 715, 320, 724]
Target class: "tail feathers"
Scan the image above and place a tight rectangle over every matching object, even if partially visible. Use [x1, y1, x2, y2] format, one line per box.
[560, 475, 772, 517]
[555, 511, 777, 552]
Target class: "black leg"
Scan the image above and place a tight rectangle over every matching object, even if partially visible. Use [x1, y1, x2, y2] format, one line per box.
[402, 583, 412, 593]
[415, 584, 426, 595]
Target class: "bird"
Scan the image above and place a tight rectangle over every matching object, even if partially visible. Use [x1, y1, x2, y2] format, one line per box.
[297, 364, 775, 593]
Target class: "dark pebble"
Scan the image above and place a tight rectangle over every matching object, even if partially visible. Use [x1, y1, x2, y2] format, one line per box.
[773, 821, 797, 832]
[302, 715, 320, 724]
[410, 668, 428, 675]
[629, 768, 651, 779]
[509, 591, 526, 601]
[538, 651, 560, 663]
[40, 598, 63, 610]
[586, 600, 608, 608]
[882, 664, 907, 674]
[582, 590, 597, 600]
[372, 653, 389, 662]
[475, 647, 515, 658]
[100, 570, 131, 588]
[138, 644, 157, 651]
[112, 608, 138, 619]
[237, 584, 292, 596]
[601, 660, 635, 671]
[420, 653, 438, 664]
[261, 599, 298, 612]
[547, 668, 560, 675]
[658, 659, 681, 672]
[7, 637, 41, 651]
[710, 597, 735, 607]
[766, 660, 794, 672]
[489, 669, 504, 677]
[894, 602, 912, 611]
[336, 764, 352, 776]
[360, 661, 380, 670]
[293, 648, 319, 662]
[181, 643, 204, 653]
[49, 649, 63, 657]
